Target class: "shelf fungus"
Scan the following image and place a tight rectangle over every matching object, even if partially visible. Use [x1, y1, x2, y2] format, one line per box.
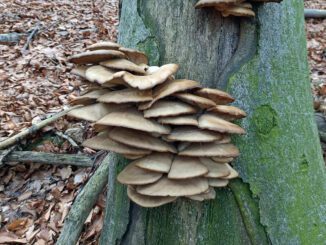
[67, 41, 246, 208]
[195, 0, 282, 17]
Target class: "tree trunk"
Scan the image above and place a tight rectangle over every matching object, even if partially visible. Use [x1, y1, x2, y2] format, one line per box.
[100, 0, 326, 244]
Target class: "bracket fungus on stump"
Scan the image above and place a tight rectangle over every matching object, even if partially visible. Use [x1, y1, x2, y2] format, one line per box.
[67, 42, 246, 208]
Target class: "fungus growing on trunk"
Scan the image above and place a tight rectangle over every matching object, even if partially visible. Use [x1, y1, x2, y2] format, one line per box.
[67, 41, 246, 207]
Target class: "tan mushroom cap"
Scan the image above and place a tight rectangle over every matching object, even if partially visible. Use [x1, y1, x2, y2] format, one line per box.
[208, 178, 229, 187]
[221, 164, 239, 179]
[71, 65, 88, 79]
[179, 142, 240, 157]
[136, 177, 209, 197]
[174, 93, 216, 109]
[127, 186, 176, 208]
[198, 113, 245, 134]
[95, 107, 171, 135]
[211, 156, 234, 163]
[195, 0, 242, 8]
[139, 79, 200, 110]
[194, 88, 234, 104]
[68, 50, 126, 64]
[187, 187, 216, 201]
[168, 156, 208, 179]
[100, 58, 146, 74]
[108, 127, 177, 153]
[221, 6, 255, 17]
[82, 132, 151, 155]
[166, 126, 223, 142]
[97, 88, 152, 104]
[208, 105, 246, 119]
[119, 47, 148, 65]
[200, 158, 231, 178]
[85, 65, 116, 85]
[68, 103, 128, 122]
[135, 153, 174, 173]
[122, 154, 146, 160]
[144, 100, 197, 118]
[71, 89, 110, 105]
[158, 115, 198, 127]
[117, 161, 162, 185]
[102, 64, 179, 90]
[217, 135, 232, 144]
[87, 41, 121, 51]
[177, 142, 191, 152]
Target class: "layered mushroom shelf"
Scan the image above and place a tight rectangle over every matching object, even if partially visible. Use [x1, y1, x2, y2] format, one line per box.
[67, 41, 246, 208]
[195, 0, 282, 17]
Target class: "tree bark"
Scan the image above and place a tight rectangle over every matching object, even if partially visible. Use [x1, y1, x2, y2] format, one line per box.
[101, 0, 326, 244]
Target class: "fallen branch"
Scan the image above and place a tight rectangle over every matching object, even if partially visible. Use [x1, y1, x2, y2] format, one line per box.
[21, 23, 41, 54]
[55, 131, 79, 149]
[0, 33, 25, 45]
[304, 9, 326, 19]
[0, 150, 93, 167]
[0, 105, 81, 150]
[56, 152, 110, 245]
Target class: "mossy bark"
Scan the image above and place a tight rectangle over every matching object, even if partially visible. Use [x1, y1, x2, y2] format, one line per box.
[100, 0, 326, 244]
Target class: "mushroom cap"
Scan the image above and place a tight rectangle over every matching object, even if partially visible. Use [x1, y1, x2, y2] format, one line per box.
[168, 156, 208, 179]
[108, 127, 177, 153]
[100, 58, 146, 74]
[194, 88, 234, 104]
[200, 158, 231, 178]
[208, 105, 247, 119]
[139, 79, 200, 110]
[87, 41, 121, 51]
[186, 187, 216, 201]
[136, 177, 209, 197]
[71, 65, 88, 79]
[85, 65, 116, 85]
[127, 186, 177, 208]
[68, 103, 128, 122]
[158, 115, 198, 126]
[208, 178, 229, 187]
[122, 154, 146, 160]
[173, 92, 216, 109]
[68, 50, 126, 64]
[179, 142, 240, 157]
[166, 126, 223, 142]
[135, 153, 174, 173]
[82, 132, 151, 155]
[221, 164, 239, 179]
[119, 47, 148, 65]
[198, 113, 245, 134]
[117, 161, 162, 185]
[144, 100, 197, 118]
[221, 6, 255, 17]
[71, 89, 110, 105]
[102, 64, 179, 90]
[177, 142, 191, 152]
[95, 107, 171, 135]
[217, 135, 232, 144]
[97, 88, 153, 104]
[195, 0, 241, 8]
[211, 156, 234, 163]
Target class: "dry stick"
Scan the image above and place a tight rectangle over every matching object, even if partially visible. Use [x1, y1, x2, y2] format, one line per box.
[56, 153, 111, 245]
[21, 23, 41, 54]
[304, 9, 326, 18]
[0, 105, 81, 150]
[0, 33, 26, 45]
[55, 131, 79, 149]
[0, 150, 93, 167]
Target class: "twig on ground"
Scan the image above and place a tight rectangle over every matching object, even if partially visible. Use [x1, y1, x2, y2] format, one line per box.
[0, 33, 26, 45]
[304, 9, 326, 19]
[0, 105, 82, 150]
[56, 152, 111, 245]
[0, 146, 17, 167]
[0, 150, 93, 167]
[21, 22, 41, 54]
[55, 131, 80, 149]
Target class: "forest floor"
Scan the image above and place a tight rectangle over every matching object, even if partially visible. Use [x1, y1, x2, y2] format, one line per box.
[0, 0, 325, 244]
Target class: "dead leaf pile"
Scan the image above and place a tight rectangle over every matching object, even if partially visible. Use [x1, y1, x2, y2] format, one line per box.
[0, 0, 119, 140]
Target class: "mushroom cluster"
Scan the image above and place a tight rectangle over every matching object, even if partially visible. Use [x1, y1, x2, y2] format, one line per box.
[67, 41, 246, 207]
[195, 0, 282, 17]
